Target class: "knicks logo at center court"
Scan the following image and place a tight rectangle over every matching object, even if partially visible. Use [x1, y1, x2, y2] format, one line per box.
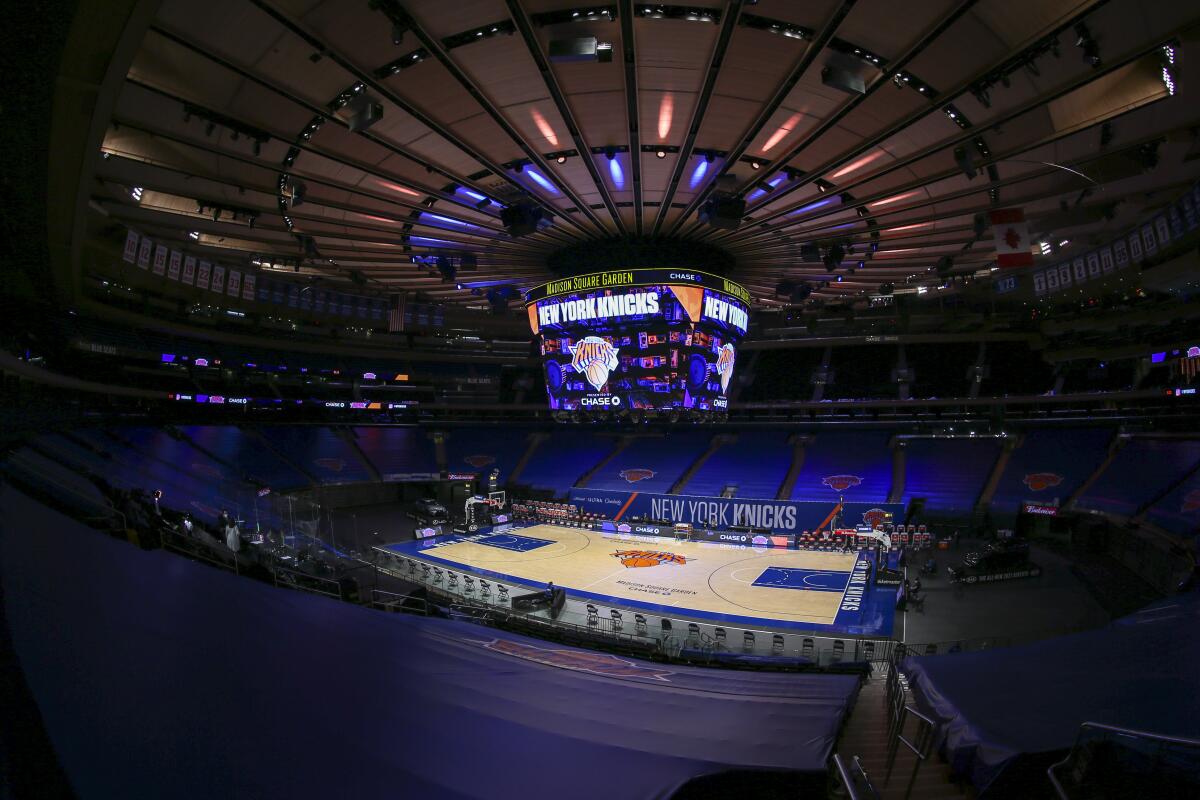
[613, 550, 689, 568]
[569, 336, 620, 391]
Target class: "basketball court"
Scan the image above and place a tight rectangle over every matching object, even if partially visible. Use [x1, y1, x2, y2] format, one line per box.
[383, 523, 896, 636]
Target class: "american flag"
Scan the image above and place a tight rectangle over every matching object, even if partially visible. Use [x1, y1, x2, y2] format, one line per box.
[388, 293, 406, 333]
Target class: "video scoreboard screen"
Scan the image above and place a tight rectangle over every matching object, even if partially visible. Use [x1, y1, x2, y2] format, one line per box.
[524, 269, 750, 413]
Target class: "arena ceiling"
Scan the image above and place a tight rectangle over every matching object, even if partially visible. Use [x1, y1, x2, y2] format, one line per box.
[90, 0, 1200, 310]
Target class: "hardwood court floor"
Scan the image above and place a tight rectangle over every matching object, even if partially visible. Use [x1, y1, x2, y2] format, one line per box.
[392, 524, 873, 629]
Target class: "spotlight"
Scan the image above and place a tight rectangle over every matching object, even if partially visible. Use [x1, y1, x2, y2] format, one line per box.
[605, 148, 616, 160]
[750, 160, 761, 170]
[556, 154, 567, 164]
[655, 150, 666, 159]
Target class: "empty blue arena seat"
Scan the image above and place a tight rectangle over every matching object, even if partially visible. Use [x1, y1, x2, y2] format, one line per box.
[682, 431, 793, 499]
[790, 431, 893, 503]
[589, 432, 712, 493]
[903, 437, 1003, 514]
[1078, 437, 1200, 519]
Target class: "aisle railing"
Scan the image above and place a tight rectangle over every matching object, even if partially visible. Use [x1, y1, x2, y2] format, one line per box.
[1048, 722, 1200, 799]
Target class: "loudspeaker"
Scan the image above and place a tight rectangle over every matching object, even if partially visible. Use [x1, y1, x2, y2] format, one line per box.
[342, 95, 384, 133]
[699, 196, 746, 230]
[820, 55, 868, 95]
[936, 255, 955, 276]
[800, 243, 821, 262]
[549, 37, 613, 63]
[878, 282, 894, 295]
[821, 53, 868, 95]
[954, 146, 977, 179]
[501, 204, 543, 237]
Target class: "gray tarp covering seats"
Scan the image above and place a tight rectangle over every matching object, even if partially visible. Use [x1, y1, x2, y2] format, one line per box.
[1, 486, 860, 799]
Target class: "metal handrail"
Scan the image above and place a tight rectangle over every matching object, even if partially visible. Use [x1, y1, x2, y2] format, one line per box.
[1066, 721, 1200, 748]
[1047, 721, 1200, 799]
[885, 704, 937, 800]
[832, 754, 881, 800]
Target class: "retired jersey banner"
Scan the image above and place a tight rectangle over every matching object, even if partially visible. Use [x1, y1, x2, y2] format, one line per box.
[167, 250, 182, 281]
[152, 244, 168, 275]
[567, 487, 903, 535]
[122, 230, 139, 263]
[137, 237, 153, 269]
[990, 208, 1034, 267]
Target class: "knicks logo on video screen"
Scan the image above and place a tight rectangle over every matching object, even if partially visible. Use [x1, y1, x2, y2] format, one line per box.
[569, 336, 620, 392]
[1023, 472, 1063, 491]
[612, 550, 689, 568]
[715, 343, 736, 393]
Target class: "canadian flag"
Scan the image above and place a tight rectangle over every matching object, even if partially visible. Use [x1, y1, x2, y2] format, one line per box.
[990, 208, 1034, 267]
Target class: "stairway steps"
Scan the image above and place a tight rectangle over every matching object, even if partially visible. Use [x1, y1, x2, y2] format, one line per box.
[834, 674, 971, 800]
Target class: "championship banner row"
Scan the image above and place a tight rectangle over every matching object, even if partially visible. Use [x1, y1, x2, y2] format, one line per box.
[118, 228, 443, 327]
[1030, 182, 1200, 297]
